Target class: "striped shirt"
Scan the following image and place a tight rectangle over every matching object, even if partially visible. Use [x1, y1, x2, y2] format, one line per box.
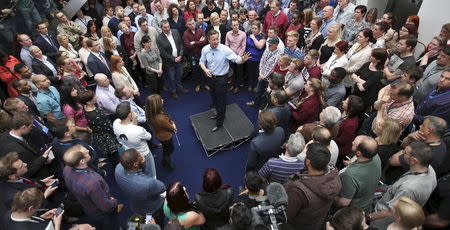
[258, 156, 305, 184]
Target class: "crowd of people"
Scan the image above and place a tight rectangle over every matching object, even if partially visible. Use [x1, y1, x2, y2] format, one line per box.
[0, 0, 450, 229]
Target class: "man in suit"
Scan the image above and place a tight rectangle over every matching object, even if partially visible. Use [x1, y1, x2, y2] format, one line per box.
[156, 20, 188, 99]
[87, 39, 112, 79]
[29, 46, 58, 85]
[35, 22, 59, 61]
[0, 113, 53, 180]
[0, 152, 58, 209]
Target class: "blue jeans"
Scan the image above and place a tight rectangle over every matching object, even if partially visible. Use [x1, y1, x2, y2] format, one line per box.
[246, 60, 260, 89]
[164, 62, 184, 93]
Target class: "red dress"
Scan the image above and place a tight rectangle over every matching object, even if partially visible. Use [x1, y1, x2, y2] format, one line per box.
[290, 93, 320, 131]
[0, 56, 21, 97]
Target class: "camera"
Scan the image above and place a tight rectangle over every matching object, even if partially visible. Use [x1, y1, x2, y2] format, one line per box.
[251, 195, 287, 230]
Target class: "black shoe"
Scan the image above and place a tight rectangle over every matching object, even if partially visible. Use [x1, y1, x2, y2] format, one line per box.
[150, 143, 162, 149]
[211, 126, 222, 132]
[210, 115, 217, 119]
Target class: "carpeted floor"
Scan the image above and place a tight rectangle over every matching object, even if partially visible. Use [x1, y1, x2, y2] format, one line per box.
[105, 76, 260, 225]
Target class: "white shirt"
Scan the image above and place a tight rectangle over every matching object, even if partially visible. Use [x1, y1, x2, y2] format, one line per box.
[113, 119, 152, 156]
[322, 54, 349, 77]
[164, 32, 178, 57]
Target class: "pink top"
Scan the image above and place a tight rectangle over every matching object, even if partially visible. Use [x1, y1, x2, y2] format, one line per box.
[225, 30, 247, 56]
[63, 103, 88, 128]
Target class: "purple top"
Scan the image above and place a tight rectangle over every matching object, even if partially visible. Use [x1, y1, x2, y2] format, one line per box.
[63, 103, 88, 127]
[414, 88, 450, 125]
[246, 34, 266, 62]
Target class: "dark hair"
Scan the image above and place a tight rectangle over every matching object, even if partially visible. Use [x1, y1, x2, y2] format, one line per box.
[244, 171, 263, 193]
[13, 63, 27, 73]
[138, 17, 148, 27]
[402, 24, 418, 37]
[207, 29, 219, 38]
[404, 65, 423, 83]
[229, 203, 252, 230]
[120, 149, 140, 170]
[0, 152, 20, 181]
[371, 48, 388, 70]
[384, 12, 396, 27]
[442, 46, 450, 56]
[391, 80, 414, 98]
[11, 112, 33, 130]
[258, 110, 277, 133]
[360, 28, 376, 44]
[50, 118, 70, 139]
[424, 116, 447, 137]
[400, 34, 418, 50]
[375, 21, 389, 33]
[330, 206, 365, 230]
[305, 143, 330, 171]
[166, 181, 193, 214]
[202, 168, 229, 192]
[408, 141, 433, 167]
[312, 127, 331, 146]
[354, 5, 367, 15]
[59, 83, 80, 110]
[141, 35, 152, 46]
[116, 102, 131, 120]
[271, 89, 288, 104]
[331, 67, 347, 80]
[78, 90, 96, 105]
[346, 95, 365, 118]
[335, 41, 349, 53]
[87, 20, 96, 32]
[269, 74, 285, 89]
[12, 79, 24, 91]
[168, 3, 181, 19]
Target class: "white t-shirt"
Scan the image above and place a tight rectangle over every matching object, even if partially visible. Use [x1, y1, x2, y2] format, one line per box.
[113, 119, 152, 156]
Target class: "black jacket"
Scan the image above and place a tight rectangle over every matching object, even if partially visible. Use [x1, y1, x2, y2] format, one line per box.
[156, 29, 184, 67]
[34, 33, 60, 60]
[31, 58, 58, 85]
[205, 24, 227, 44]
[195, 187, 234, 230]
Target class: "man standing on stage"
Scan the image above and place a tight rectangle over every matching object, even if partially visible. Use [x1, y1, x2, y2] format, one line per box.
[200, 30, 250, 132]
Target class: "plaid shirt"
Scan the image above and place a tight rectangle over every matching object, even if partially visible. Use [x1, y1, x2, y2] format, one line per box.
[342, 19, 370, 46]
[63, 166, 117, 216]
[385, 98, 415, 129]
[259, 48, 282, 79]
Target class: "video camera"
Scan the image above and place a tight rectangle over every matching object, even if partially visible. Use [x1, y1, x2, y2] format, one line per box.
[251, 182, 288, 230]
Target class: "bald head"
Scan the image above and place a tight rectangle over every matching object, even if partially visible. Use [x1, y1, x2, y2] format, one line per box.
[312, 127, 331, 146]
[94, 73, 109, 87]
[63, 144, 90, 168]
[354, 135, 378, 159]
[322, 6, 334, 19]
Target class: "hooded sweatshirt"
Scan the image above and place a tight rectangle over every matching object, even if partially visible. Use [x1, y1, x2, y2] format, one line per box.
[194, 187, 234, 230]
[283, 166, 342, 230]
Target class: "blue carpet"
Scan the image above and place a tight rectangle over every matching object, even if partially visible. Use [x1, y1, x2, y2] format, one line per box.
[106, 77, 259, 225]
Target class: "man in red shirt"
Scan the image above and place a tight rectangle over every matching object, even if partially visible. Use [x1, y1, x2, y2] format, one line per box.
[263, 1, 288, 39]
[183, 17, 209, 92]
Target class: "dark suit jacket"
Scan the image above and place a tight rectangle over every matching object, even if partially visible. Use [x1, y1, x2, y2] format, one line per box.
[205, 24, 227, 44]
[156, 29, 184, 67]
[34, 33, 59, 60]
[17, 94, 40, 117]
[31, 58, 58, 84]
[246, 126, 285, 172]
[87, 52, 112, 78]
[0, 133, 51, 179]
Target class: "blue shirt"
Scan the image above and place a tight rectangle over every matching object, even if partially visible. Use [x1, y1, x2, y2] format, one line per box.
[197, 22, 208, 32]
[114, 154, 166, 215]
[36, 86, 65, 119]
[284, 46, 305, 60]
[246, 34, 266, 62]
[200, 44, 239, 76]
[320, 18, 337, 38]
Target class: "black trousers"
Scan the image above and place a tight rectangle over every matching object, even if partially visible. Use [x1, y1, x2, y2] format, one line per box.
[209, 75, 227, 127]
[230, 62, 244, 87]
[160, 138, 174, 160]
[145, 72, 163, 95]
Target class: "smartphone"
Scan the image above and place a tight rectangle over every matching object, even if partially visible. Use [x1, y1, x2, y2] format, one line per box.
[55, 204, 64, 216]
[145, 213, 152, 224]
[50, 179, 59, 187]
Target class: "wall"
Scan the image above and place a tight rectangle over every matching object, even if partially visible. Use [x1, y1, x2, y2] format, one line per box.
[366, 0, 389, 20]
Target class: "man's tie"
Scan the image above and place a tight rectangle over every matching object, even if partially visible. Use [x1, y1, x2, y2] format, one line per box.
[100, 54, 110, 71]
[46, 34, 57, 50]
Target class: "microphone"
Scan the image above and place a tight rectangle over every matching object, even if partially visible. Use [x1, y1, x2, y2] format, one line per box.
[266, 182, 288, 207]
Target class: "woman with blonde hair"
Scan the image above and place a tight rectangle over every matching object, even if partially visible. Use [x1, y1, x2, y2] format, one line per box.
[290, 78, 325, 131]
[375, 118, 402, 169]
[205, 12, 227, 44]
[145, 94, 177, 169]
[388, 197, 425, 230]
[318, 23, 342, 64]
[57, 34, 80, 63]
[99, 26, 120, 52]
[110, 55, 139, 97]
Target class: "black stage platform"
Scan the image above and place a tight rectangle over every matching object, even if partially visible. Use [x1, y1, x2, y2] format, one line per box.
[190, 103, 254, 157]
